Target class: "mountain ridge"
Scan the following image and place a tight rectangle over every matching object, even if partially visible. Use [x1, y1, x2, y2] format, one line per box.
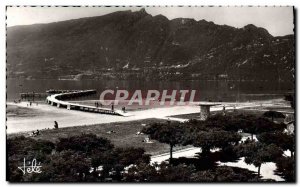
[7, 8, 294, 81]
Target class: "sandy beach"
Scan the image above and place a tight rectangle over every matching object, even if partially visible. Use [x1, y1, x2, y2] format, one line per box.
[6, 98, 291, 134]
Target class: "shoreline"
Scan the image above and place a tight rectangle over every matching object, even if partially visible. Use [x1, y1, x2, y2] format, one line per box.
[6, 98, 291, 134]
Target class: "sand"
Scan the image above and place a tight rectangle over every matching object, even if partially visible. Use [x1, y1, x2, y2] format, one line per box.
[6, 99, 290, 134]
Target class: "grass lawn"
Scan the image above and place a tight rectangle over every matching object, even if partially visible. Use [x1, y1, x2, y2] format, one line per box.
[168, 107, 293, 120]
[7, 118, 191, 156]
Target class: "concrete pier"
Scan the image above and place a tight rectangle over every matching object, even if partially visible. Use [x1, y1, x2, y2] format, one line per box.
[46, 90, 128, 116]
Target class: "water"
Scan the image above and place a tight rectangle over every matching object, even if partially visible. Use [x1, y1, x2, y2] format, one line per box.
[6, 78, 294, 102]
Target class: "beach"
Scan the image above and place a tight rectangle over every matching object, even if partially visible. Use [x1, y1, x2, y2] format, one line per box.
[6, 98, 293, 181]
[6, 98, 292, 134]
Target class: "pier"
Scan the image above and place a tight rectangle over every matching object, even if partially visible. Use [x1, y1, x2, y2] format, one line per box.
[20, 89, 95, 100]
[46, 89, 91, 94]
[46, 90, 128, 116]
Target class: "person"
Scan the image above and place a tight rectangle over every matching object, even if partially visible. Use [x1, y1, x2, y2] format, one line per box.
[167, 118, 171, 125]
[54, 121, 58, 129]
[111, 104, 114, 111]
[36, 129, 40, 136]
[30, 101, 32, 106]
[222, 105, 226, 116]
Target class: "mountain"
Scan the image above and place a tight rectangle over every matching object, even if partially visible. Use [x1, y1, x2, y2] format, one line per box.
[7, 8, 294, 81]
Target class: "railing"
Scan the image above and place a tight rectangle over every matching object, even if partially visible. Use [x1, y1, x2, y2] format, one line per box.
[46, 90, 126, 116]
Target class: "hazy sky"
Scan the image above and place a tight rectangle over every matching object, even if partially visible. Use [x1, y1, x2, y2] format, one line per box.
[7, 6, 294, 36]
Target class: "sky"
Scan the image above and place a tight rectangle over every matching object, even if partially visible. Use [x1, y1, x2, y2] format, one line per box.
[6, 6, 294, 36]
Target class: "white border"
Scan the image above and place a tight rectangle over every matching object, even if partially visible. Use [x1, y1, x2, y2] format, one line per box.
[0, 0, 299, 186]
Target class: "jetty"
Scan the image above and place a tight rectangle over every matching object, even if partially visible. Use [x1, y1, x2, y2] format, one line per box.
[46, 90, 129, 116]
[46, 89, 90, 94]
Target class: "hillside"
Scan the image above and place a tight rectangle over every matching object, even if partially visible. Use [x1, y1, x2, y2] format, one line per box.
[7, 8, 294, 81]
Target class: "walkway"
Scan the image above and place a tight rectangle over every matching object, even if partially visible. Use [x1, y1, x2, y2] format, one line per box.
[46, 90, 130, 116]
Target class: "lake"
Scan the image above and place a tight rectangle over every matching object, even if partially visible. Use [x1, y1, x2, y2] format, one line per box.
[6, 79, 294, 103]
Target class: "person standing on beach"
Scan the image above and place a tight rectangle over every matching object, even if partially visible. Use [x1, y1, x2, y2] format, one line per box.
[111, 104, 114, 111]
[54, 121, 59, 129]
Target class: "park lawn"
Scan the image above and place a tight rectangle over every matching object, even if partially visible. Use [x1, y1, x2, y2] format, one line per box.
[7, 118, 191, 156]
[167, 107, 292, 120]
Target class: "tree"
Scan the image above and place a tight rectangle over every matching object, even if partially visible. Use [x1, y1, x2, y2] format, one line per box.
[190, 170, 215, 182]
[142, 122, 185, 163]
[123, 163, 159, 182]
[115, 147, 150, 166]
[190, 166, 260, 182]
[263, 111, 285, 122]
[7, 136, 55, 157]
[238, 116, 286, 140]
[56, 133, 114, 154]
[275, 156, 295, 182]
[192, 130, 241, 156]
[7, 136, 55, 182]
[205, 114, 240, 132]
[253, 117, 286, 133]
[91, 150, 117, 179]
[186, 115, 240, 132]
[28, 149, 92, 182]
[8, 134, 150, 182]
[90, 147, 149, 181]
[236, 142, 283, 179]
[257, 131, 295, 158]
[284, 94, 295, 109]
[214, 166, 259, 182]
[124, 162, 195, 182]
[231, 114, 257, 140]
[158, 163, 195, 182]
